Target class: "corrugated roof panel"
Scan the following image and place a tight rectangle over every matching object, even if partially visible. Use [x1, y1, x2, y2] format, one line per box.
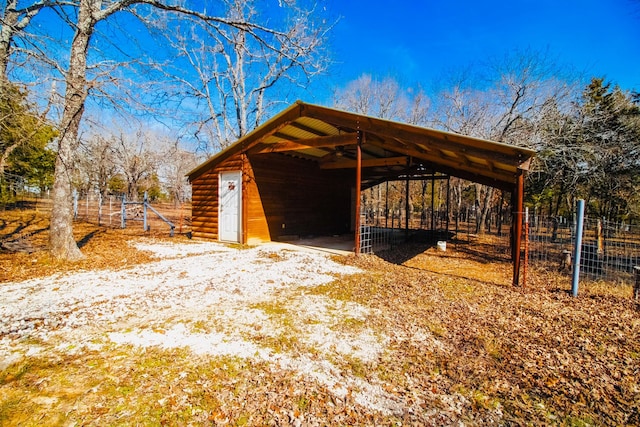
[466, 155, 488, 166]
[263, 135, 282, 143]
[278, 124, 317, 140]
[295, 117, 341, 136]
[188, 101, 535, 188]
[493, 162, 517, 173]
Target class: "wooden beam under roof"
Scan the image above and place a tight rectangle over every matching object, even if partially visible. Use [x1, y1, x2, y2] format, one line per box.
[416, 160, 516, 192]
[253, 133, 358, 154]
[365, 138, 516, 187]
[188, 103, 304, 181]
[320, 156, 408, 170]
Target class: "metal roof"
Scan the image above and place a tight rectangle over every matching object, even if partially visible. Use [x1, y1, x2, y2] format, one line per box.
[188, 101, 535, 191]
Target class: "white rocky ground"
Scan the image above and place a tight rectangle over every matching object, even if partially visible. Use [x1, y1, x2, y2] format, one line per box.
[0, 240, 417, 416]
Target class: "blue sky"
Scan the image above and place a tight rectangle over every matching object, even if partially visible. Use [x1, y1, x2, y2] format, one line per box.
[318, 0, 640, 97]
[18, 0, 638, 142]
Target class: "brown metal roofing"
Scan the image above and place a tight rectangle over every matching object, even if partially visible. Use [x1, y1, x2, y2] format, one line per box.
[187, 101, 535, 191]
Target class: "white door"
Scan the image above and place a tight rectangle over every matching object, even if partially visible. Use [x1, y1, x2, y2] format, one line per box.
[219, 171, 242, 242]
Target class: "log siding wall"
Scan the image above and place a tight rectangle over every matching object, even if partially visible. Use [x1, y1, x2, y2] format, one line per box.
[191, 157, 243, 240]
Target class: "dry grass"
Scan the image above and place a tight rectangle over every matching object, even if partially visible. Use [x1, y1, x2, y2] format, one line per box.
[0, 209, 188, 283]
[331, 249, 639, 425]
[1, 210, 639, 426]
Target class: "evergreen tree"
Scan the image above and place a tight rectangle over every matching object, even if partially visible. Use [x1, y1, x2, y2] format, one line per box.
[0, 81, 57, 198]
[533, 78, 640, 220]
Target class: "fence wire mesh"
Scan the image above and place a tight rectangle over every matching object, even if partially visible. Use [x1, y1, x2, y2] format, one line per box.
[1, 189, 191, 236]
[4, 170, 639, 285]
[72, 194, 191, 235]
[529, 216, 640, 284]
[358, 205, 640, 285]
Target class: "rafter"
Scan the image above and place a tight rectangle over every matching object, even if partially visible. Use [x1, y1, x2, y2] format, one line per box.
[320, 156, 408, 170]
[253, 133, 358, 154]
[365, 139, 516, 185]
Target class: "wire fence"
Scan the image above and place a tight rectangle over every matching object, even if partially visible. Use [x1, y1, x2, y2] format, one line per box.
[529, 216, 640, 284]
[1, 189, 191, 236]
[0, 172, 37, 210]
[359, 205, 640, 285]
[73, 193, 191, 235]
[358, 206, 513, 257]
[3, 169, 638, 284]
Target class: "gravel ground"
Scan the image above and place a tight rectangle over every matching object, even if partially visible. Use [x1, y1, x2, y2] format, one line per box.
[0, 239, 411, 416]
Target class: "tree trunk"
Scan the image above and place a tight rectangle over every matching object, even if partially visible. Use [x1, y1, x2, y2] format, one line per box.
[0, 0, 18, 80]
[0, 140, 19, 176]
[49, 0, 96, 260]
[480, 186, 494, 234]
[496, 190, 505, 236]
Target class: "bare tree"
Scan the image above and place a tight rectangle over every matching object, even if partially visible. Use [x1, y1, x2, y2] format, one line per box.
[333, 74, 429, 124]
[28, 0, 331, 260]
[156, 0, 331, 153]
[112, 129, 159, 201]
[536, 78, 640, 219]
[0, 0, 52, 80]
[433, 50, 575, 233]
[76, 132, 118, 198]
[159, 145, 198, 205]
[76, 121, 194, 206]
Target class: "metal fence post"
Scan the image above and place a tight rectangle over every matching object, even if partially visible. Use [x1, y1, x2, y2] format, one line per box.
[571, 199, 586, 297]
[121, 194, 126, 229]
[523, 207, 529, 288]
[98, 192, 102, 226]
[73, 189, 78, 220]
[634, 266, 640, 301]
[143, 191, 148, 232]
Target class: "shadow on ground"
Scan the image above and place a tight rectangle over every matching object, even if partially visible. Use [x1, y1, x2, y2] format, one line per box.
[77, 229, 105, 249]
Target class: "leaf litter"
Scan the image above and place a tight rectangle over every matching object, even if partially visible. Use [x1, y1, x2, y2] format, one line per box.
[0, 226, 638, 425]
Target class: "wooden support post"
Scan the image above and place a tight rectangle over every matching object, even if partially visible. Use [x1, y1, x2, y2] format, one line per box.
[354, 131, 363, 254]
[634, 266, 640, 301]
[385, 180, 389, 228]
[523, 207, 529, 288]
[445, 176, 451, 238]
[405, 174, 410, 233]
[597, 219, 604, 255]
[512, 169, 524, 286]
[431, 173, 435, 233]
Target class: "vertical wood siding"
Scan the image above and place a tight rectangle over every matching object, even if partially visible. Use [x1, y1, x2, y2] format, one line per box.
[191, 153, 353, 242]
[249, 154, 352, 240]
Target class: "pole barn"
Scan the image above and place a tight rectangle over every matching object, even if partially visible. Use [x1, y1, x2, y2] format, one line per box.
[187, 101, 534, 285]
